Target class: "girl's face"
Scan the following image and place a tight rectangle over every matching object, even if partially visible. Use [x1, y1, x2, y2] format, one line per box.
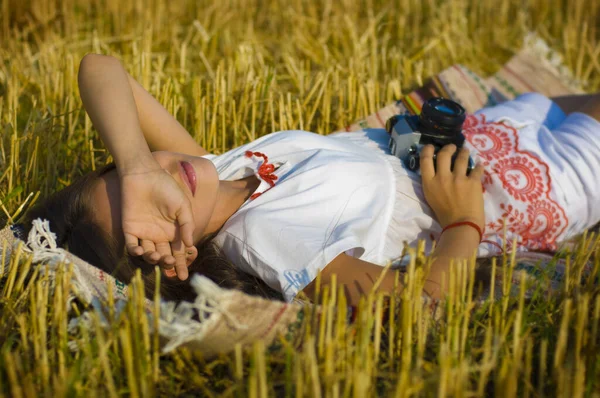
[90, 151, 220, 248]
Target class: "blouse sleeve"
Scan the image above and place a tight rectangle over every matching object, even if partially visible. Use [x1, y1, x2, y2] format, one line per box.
[476, 92, 567, 130]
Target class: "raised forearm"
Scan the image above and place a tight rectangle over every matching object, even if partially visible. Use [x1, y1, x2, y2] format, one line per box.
[78, 54, 157, 174]
[125, 73, 209, 156]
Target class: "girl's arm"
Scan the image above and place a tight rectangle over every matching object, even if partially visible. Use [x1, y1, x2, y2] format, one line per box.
[550, 93, 600, 117]
[302, 144, 484, 307]
[78, 53, 196, 279]
[578, 93, 600, 122]
[302, 224, 480, 307]
[78, 54, 157, 174]
[81, 53, 209, 157]
[124, 68, 210, 156]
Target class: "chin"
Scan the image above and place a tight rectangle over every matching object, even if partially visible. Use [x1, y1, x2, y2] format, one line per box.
[198, 158, 219, 190]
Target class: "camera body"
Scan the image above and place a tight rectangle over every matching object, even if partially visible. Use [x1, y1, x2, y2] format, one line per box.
[386, 97, 474, 174]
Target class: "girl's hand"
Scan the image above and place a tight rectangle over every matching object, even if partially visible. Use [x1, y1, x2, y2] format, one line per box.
[420, 144, 485, 229]
[120, 166, 196, 280]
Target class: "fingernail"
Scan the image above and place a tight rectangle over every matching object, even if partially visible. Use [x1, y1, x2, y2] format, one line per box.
[165, 268, 177, 277]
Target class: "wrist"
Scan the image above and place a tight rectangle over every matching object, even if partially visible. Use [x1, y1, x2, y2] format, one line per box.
[439, 225, 481, 245]
[440, 216, 484, 229]
[441, 220, 483, 242]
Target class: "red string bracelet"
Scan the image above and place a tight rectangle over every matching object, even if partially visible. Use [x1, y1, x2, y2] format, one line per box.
[441, 221, 483, 243]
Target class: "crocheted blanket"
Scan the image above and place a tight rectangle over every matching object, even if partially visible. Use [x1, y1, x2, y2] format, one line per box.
[0, 36, 593, 358]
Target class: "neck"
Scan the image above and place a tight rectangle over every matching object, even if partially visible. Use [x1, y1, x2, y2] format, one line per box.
[201, 175, 260, 238]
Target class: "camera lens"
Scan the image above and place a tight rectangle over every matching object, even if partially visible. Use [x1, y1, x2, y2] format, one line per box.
[434, 103, 459, 115]
[419, 98, 466, 137]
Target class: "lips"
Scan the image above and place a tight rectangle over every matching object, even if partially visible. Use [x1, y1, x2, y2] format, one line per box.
[179, 161, 197, 196]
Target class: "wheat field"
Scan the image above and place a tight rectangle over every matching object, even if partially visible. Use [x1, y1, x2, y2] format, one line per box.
[0, 0, 600, 396]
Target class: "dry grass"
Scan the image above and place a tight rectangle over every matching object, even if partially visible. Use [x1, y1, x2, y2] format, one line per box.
[0, 0, 599, 396]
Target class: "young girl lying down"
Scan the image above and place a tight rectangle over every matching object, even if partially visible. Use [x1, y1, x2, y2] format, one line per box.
[23, 54, 600, 306]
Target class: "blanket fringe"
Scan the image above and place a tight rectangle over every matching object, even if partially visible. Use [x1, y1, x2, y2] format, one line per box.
[157, 275, 249, 353]
[17, 218, 249, 354]
[523, 33, 586, 90]
[20, 219, 94, 309]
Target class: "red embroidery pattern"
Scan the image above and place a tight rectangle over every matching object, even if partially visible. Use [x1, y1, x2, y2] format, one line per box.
[462, 114, 568, 252]
[491, 156, 547, 202]
[465, 117, 518, 160]
[245, 151, 279, 200]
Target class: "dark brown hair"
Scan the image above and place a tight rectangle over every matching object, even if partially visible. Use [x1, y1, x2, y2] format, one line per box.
[22, 163, 283, 303]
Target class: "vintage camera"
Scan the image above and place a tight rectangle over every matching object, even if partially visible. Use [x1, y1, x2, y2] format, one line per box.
[386, 97, 474, 174]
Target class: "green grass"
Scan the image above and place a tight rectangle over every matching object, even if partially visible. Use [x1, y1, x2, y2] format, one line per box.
[0, 0, 599, 396]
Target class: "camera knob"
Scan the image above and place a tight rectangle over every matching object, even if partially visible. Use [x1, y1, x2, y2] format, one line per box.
[407, 153, 420, 172]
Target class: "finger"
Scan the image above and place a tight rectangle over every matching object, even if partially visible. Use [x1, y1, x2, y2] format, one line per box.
[141, 240, 160, 263]
[155, 242, 176, 268]
[453, 147, 471, 177]
[420, 144, 436, 181]
[176, 201, 196, 248]
[161, 254, 177, 278]
[170, 234, 189, 281]
[160, 255, 176, 270]
[436, 144, 457, 177]
[124, 233, 144, 256]
[161, 247, 197, 270]
[469, 162, 485, 180]
[185, 246, 198, 267]
[144, 251, 161, 264]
